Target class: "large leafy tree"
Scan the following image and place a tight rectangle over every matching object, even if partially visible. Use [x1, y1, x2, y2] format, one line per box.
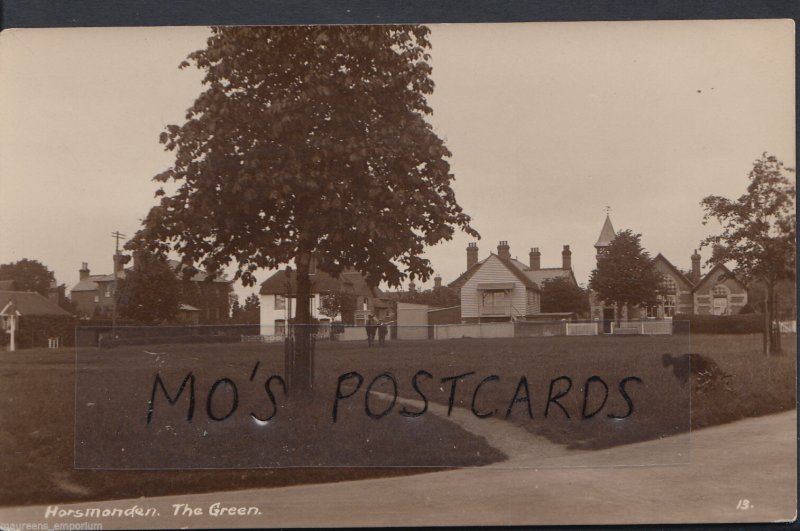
[132, 26, 477, 392]
[701, 153, 795, 354]
[117, 252, 181, 324]
[0, 259, 55, 296]
[540, 277, 589, 316]
[589, 230, 663, 321]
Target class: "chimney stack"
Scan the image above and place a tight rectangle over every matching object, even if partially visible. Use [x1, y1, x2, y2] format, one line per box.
[466, 242, 479, 269]
[79, 262, 90, 280]
[113, 253, 125, 274]
[562, 245, 572, 270]
[691, 249, 701, 284]
[497, 240, 511, 261]
[529, 247, 541, 270]
[434, 275, 442, 289]
[408, 281, 417, 292]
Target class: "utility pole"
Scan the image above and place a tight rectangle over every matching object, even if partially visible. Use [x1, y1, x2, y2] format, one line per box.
[111, 231, 127, 335]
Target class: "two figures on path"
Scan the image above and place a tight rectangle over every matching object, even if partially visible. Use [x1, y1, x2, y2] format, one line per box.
[366, 315, 387, 347]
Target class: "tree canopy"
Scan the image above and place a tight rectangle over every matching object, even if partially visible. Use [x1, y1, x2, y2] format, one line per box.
[319, 290, 357, 323]
[0, 259, 55, 296]
[700, 153, 795, 353]
[117, 252, 181, 324]
[131, 26, 477, 392]
[133, 25, 477, 289]
[540, 277, 589, 316]
[588, 230, 663, 318]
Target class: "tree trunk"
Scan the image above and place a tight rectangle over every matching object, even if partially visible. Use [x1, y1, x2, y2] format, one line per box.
[287, 252, 314, 397]
[763, 284, 772, 356]
[771, 285, 781, 354]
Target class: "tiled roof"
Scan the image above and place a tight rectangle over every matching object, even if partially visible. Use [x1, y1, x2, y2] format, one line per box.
[70, 275, 107, 292]
[524, 268, 573, 287]
[694, 263, 747, 291]
[0, 291, 72, 317]
[450, 254, 576, 292]
[595, 214, 616, 248]
[653, 253, 696, 289]
[70, 260, 228, 293]
[259, 269, 384, 299]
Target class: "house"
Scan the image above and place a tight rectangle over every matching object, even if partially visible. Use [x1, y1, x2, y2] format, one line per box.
[259, 265, 392, 336]
[1, 290, 74, 349]
[449, 240, 579, 323]
[70, 254, 231, 323]
[588, 214, 748, 323]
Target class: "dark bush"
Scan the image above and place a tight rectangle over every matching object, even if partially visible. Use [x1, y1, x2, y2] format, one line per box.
[673, 313, 764, 335]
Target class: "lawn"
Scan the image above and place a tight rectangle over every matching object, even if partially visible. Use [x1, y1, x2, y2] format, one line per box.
[0, 332, 794, 507]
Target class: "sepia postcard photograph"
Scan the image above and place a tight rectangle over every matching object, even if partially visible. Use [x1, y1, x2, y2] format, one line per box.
[0, 17, 796, 529]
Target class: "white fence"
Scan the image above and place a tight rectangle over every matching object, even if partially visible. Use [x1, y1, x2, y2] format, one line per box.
[613, 320, 673, 335]
[433, 322, 514, 340]
[778, 321, 796, 333]
[565, 322, 598, 336]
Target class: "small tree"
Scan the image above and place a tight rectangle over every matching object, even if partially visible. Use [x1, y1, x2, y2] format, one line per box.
[0, 259, 56, 296]
[319, 290, 357, 323]
[395, 284, 460, 308]
[117, 252, 181, 324]
[701, 153, 795, 354]
[589, 230, 663, 322]
[540, 277, 589, 316]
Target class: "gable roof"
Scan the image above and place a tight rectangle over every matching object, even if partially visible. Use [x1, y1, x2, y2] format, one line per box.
[694, 263, 747, 292]
[652, 253, 695, 289]
[449, 253, 540, 292]
[0, 291, 72, 317]
[595, 214, 616, 248]
[259, 269, 385, 299]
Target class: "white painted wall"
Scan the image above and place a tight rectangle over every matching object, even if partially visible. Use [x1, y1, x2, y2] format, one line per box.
[460, 255, 527, 319]
[259, 293, 324, 336]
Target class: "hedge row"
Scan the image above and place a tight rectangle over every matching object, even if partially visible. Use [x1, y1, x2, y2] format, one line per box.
[98, 335, 242, 348]
[673, 313, 764, 335]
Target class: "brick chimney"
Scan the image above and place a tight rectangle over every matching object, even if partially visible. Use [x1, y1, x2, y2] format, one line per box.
[497, 240, 511, 261]
[691, 249, 701, 284]
[466, 242, 479, 269]
[434, 275, 442, 288]
[79, 262, 90, 280]
[408, 281, 417, 292]
[529, 247, 541, 270]
[562, 245, 572, 270]
[113, 253, 124, 274]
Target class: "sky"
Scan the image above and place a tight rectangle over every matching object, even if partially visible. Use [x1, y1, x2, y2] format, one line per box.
[0, 20, 794, 301]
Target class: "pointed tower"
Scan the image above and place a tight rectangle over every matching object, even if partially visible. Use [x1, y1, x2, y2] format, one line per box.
[594, 214, 616, 263]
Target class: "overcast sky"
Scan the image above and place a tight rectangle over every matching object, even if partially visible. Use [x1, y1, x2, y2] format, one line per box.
[0, 20, 794, 300]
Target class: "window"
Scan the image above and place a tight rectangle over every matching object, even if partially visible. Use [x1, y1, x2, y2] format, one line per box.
[663, 295, 676, 318]
[275, 295, 285, 310]
[104, 286, 111, 298]
[275, 319, 286, 336]
[660, 277, 677, 294]
[481, 290, 508, 314]
[712, 285, 728, 297]
[93, 295, 99, 303]
[646, 303, 659, 318]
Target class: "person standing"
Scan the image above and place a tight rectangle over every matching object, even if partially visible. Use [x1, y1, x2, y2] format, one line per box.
[378, 320, 388, 347]
[366, 315, 376, 347]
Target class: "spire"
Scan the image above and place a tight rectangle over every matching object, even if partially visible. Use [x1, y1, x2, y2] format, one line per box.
[594, 214, 616, 249]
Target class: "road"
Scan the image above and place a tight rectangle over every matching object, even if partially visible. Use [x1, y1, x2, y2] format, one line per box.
[0, 406, 795, 528]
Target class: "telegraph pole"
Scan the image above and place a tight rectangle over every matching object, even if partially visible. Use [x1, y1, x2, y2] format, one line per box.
[111, 231, 127, 335]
